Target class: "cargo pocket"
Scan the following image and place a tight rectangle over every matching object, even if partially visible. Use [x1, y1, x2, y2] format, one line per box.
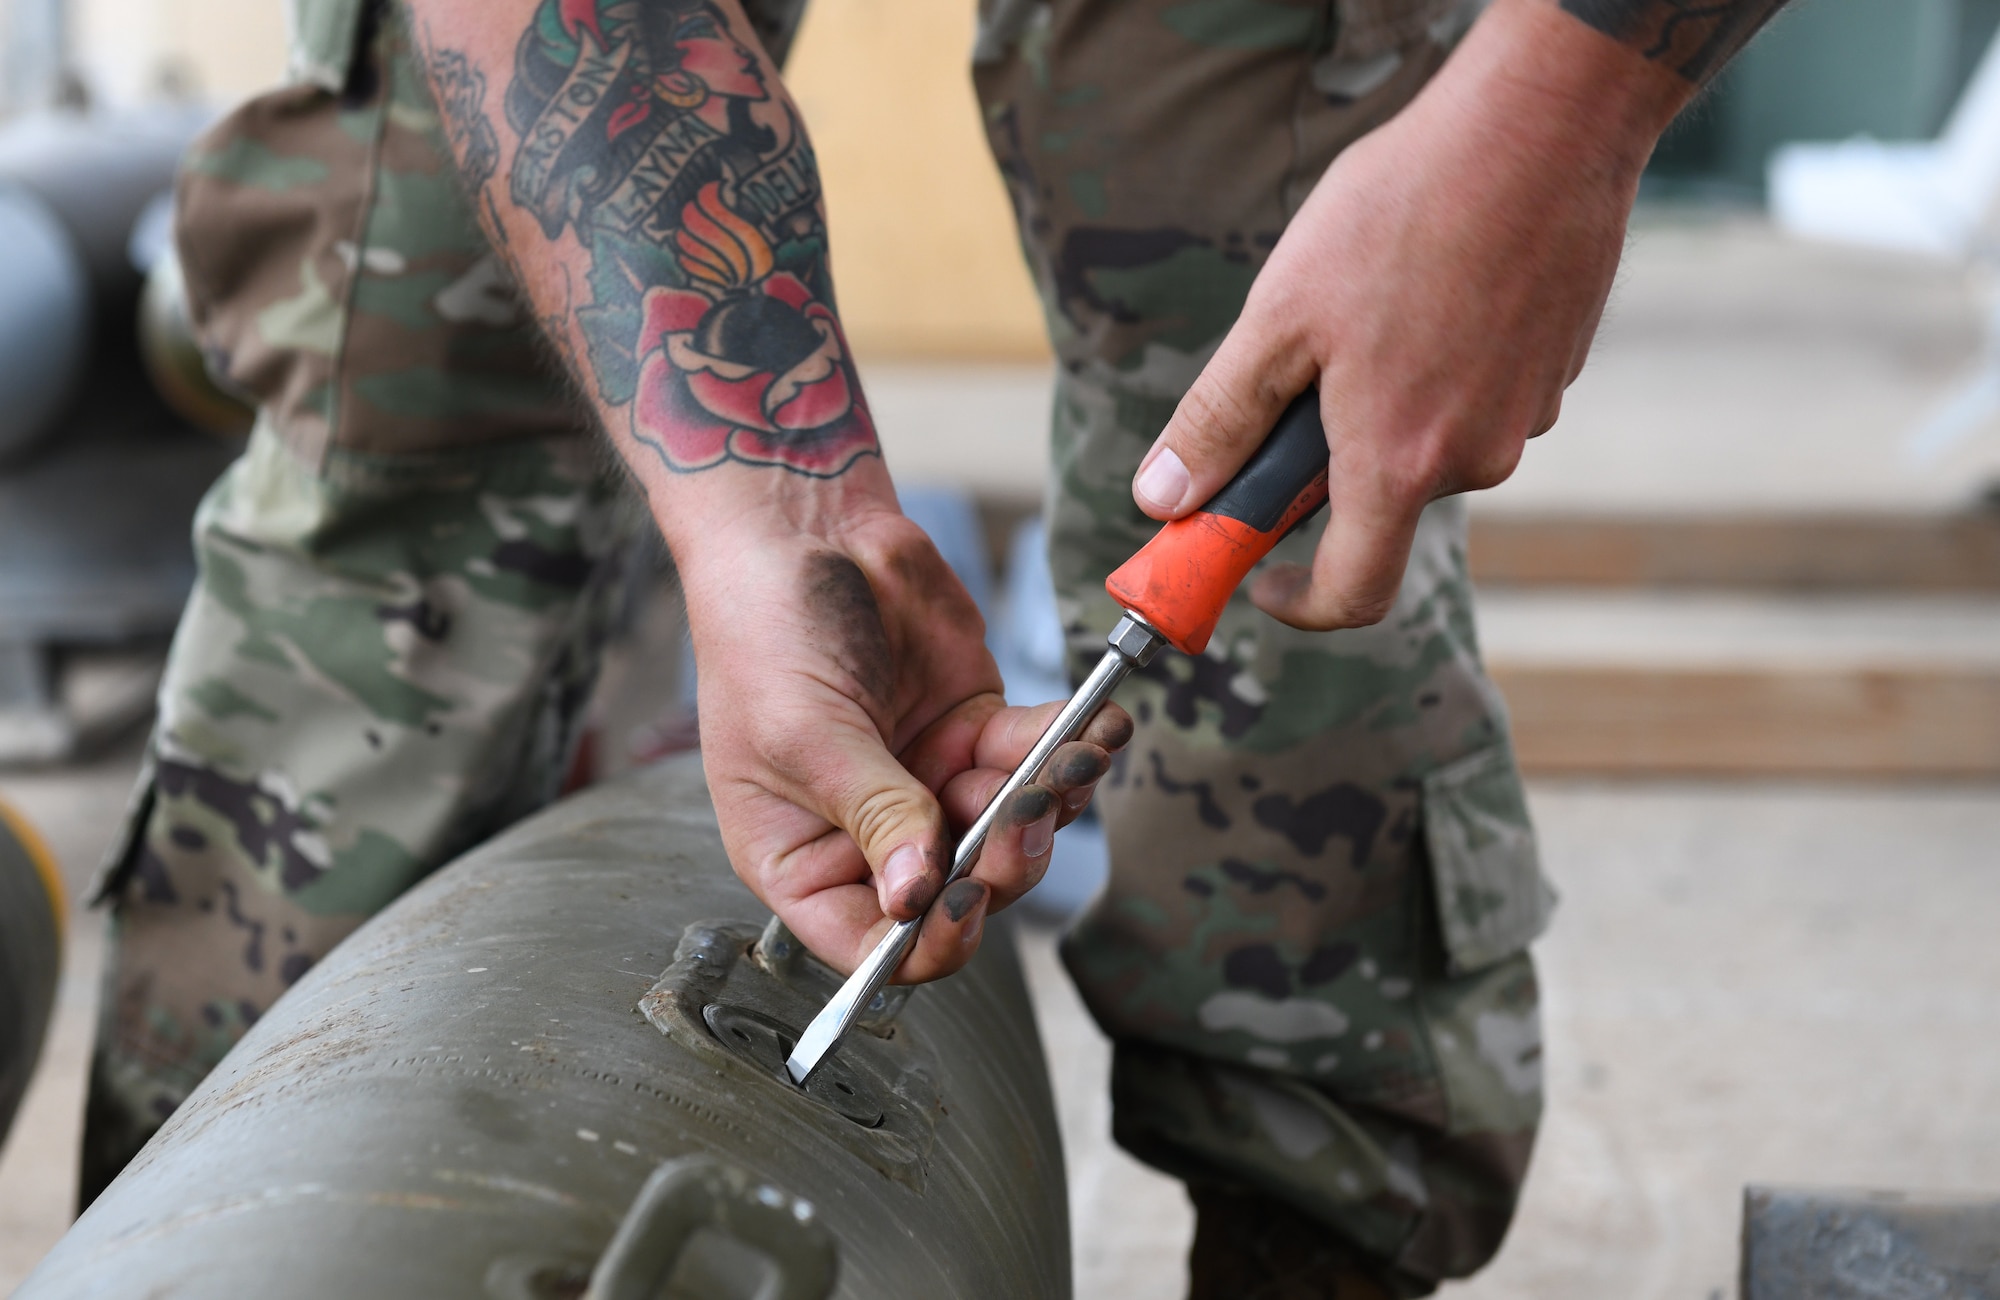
[1421, 742, 1556, 975]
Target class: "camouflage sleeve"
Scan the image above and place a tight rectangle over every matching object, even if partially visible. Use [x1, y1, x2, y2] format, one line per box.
[1557, 0, 1789, 83]
[404, 0, 881, 486]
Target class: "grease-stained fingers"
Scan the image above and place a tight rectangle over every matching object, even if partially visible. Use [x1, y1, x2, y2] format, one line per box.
[938, 739, 1110, 836]
[1040, 740, 1110, 826]
[973, 784, 1059, 911]
[1078, 701, 1134, 752]
[898, 693, 1008, 794]
[966, 698, 1067, 770]
[934, 773, 1062, 899]
[893, 877, 989, 984]
[968, 698, 1134, 773]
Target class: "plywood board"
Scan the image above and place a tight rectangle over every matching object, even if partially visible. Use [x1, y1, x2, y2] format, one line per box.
[1495, 662, 2000, 777]
[1470, 513, 2000, 591]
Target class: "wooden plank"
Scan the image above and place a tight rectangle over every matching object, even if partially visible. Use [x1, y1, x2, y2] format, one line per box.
[1495, 663, 2000, 778]
[1469, 513, 2000, 592]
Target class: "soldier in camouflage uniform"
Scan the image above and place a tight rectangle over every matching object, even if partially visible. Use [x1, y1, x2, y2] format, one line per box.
[80, 5, 646, 1190]
[85, 0, 1771, 1291]
[971, 1, 1554, 1290]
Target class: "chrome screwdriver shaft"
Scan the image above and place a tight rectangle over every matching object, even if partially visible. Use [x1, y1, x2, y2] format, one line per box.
[784, 613, 1164, 1085]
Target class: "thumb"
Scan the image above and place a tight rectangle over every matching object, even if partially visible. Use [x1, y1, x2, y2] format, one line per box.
[804, 723, 952, 923]
[1133, 325, 1318, 520]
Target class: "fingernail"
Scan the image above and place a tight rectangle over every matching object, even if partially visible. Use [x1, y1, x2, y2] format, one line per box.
[1064, 786, 1091, 811]
[886, 843, 937, 915]
[1021, 810, 1055, 858]
[1134, 446, 1190, 512]
[1008, 786, 1058, 825]
[942, 877, 987, 923]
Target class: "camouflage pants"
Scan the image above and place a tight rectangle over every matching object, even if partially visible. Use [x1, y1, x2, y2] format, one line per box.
[87, 0, 1554, 1290]
[80, 8, 641, 1201]
[979, 2, 1551, 1289]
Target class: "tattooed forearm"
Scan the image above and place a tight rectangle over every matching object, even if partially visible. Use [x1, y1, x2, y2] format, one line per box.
[1560, 0, 1788, 83]
[418, 0, 876, 479]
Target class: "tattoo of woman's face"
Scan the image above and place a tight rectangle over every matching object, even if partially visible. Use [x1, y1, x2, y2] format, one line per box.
[501, 0, 876, 478]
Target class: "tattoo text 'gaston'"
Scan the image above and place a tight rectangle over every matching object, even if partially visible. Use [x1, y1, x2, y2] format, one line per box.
[499, 0, 875, 477]
[1560, 0, 1788, 83]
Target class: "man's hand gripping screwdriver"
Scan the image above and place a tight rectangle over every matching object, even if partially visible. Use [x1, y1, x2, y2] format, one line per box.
[785, 390, 1332, 1085]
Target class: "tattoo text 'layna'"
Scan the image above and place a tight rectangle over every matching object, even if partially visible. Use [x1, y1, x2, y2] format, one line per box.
[506, 0, 875, 476]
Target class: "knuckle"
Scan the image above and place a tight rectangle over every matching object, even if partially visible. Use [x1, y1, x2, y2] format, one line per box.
[1347, 592, 1398, 626]
[1172, 382, 1258, 461]
[907, 944, 962, 985]
[1462, 440, 1526, 492]
[1397, 437, 1458, 502]
[750, 720, 815, 785]
[1308, 582, 1396, 630]
[1333, 593, 1397, 629]
[845, 783, 932, 853]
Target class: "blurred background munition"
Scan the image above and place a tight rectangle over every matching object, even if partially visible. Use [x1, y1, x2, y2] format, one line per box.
[0, 798, 61, 1155]
[6, 0, 2000, 1295]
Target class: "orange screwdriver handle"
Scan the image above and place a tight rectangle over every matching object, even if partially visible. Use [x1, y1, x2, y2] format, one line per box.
[1106, 389, 1330, 656]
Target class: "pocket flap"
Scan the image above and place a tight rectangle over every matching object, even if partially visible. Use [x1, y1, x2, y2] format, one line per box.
[1422, 743, 1555, 973]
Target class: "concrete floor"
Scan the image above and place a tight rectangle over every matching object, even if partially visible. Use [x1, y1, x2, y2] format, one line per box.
[1023, 781, 2000, 1300]
[6, 212, 2000, 1294]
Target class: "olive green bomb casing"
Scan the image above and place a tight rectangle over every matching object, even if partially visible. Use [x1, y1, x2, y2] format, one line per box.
[21, 758, 1069, 1299]
[0, 797, 62, 1151]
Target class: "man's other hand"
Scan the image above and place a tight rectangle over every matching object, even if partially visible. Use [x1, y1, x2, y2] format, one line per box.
[1129, 0, 1692, 630]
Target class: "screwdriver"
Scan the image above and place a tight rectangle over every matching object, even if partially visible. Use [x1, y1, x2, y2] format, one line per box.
[785, 389, 1332, 1086]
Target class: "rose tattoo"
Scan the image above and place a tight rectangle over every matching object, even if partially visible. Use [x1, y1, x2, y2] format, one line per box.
[503, 0, 878, 477]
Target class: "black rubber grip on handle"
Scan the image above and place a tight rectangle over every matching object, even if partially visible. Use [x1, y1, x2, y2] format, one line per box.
[1200, 388, 1331, 533]
[1104, 388, 1332, 656]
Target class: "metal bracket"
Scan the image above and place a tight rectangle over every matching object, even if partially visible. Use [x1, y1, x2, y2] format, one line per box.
[751, 916, 912, 1034]
[639, 919, 941, 1190]
[583, 1156, 836, 1300]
